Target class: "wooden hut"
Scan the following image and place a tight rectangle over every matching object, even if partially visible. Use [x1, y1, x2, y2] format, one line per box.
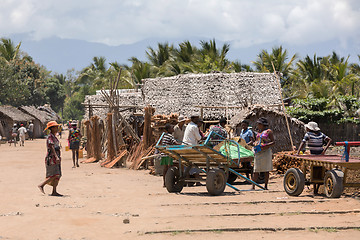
[0, 105, 34, 139]
[19, 106, 59, 138]
[142, 72, 281, 120]
[229, 105, 306, 153]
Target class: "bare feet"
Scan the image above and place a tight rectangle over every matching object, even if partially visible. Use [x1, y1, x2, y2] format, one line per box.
[38, 185, 45, 194]
[51, 192, 63, 197]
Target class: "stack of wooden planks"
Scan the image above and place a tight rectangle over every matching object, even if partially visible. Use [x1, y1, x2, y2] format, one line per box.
[273, 151, 302, 174]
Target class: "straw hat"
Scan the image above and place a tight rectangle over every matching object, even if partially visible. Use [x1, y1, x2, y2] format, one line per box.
[44, 121, 60, 131]
[178, 115, 187, 122]
[305, 121, 320, 131]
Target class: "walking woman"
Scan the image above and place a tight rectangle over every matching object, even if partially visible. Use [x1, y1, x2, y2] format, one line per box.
[38, 121, 63, 196]
[252, 117, 275, 190]
[68, 121, 81, 168]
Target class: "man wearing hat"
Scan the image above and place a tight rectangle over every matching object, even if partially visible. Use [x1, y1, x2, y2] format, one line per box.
[296, 121, 332, 155]
[173, 115, 187, 143]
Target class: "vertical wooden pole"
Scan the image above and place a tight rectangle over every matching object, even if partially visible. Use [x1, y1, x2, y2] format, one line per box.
[107, 113, 116, 161]
[271, 62, 294, 149]
[91, 116, 102, 161]
[143, 106, 154, 149]
[84, 120, 93, 158]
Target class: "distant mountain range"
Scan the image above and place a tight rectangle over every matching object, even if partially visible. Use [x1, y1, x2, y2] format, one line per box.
[9, 33, 360, 74]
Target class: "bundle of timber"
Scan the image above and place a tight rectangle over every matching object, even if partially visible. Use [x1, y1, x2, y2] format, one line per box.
[151, 113, 179, 140]
[127, 141, 155, 170]
[101, 149, 129, 168]
[273, 151, 302, 174]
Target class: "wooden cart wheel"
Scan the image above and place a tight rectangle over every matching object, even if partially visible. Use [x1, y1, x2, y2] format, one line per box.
[206, 169, 226, 196]
[324, 170, 344, 198]
[227, 172, 238, 184]
[283, 168, 305, 196]
[165, 166, 184, 193]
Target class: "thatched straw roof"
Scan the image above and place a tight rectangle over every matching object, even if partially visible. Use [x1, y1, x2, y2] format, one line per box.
[142, 72, 281, 120]
[37, 105, 61, 122]
[230, 105, 306, 153]
[19, 106, 55, 124]
[0, 105, 34, 122]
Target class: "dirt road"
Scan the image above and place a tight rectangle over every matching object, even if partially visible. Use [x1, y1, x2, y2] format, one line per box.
[0, 138, 359, 239]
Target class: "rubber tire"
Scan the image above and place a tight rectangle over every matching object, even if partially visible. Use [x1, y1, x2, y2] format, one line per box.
[165, 166, 184, 193]
[324, 170, 344, 198]
[283, 168, 305, 196]
[227, 172, 238, 184]
[206, 169, 226, 196]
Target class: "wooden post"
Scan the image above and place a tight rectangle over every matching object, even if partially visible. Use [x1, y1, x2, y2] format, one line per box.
[91, 116, 102, 161]
[84, 120, 93, 158]
[143, 106, 154, 149]
[271, 62, 294, 149]
[107, 113, 116, 161]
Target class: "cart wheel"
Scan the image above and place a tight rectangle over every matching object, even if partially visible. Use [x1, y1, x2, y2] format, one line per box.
[227, 172, 238, 184]
[165, 166, 184, 193]
[324, 170, 344, 198]
[283, 168, 305, 196]
[206, 169, 226, 196]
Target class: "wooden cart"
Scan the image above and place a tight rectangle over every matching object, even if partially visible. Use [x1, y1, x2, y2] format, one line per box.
[283, 154, 360, 198]
[156, 132, 264, 196]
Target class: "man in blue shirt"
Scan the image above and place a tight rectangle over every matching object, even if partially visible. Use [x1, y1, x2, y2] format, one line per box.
[239, 120, 254, 145]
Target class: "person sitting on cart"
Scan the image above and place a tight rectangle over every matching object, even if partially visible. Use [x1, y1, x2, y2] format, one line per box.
[160, 123, 180, 187]
[207, 117, 228, 147]
[296, 121, 332, 155]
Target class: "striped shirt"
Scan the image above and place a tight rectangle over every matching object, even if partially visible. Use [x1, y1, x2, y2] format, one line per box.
[160, 133, 177, 155]
[302, 131, 328, 155]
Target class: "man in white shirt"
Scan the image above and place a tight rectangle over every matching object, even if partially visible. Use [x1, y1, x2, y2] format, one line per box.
[183, 116, 202, 145]
[18, 124, 27, 147]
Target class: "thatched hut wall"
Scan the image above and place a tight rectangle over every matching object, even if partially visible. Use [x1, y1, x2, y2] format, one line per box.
[230, 106, 306, 153]
[0, 106, 34, 139]
[142, 72, 281, 120]
[19, 106, 57, 138]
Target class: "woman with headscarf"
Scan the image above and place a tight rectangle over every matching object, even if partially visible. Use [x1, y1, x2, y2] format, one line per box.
[252, 117, 275, 190]
[38, 121, 63, 196]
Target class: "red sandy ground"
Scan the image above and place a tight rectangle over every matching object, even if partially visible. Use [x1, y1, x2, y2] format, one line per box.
[0, 137, 360, 240]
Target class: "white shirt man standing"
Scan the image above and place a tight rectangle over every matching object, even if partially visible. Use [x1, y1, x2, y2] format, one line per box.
[18, 124, 27, 147]
[183, 116, 202, 145]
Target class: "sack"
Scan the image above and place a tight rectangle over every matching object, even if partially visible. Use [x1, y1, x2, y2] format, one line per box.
[12, 133, 17, 138]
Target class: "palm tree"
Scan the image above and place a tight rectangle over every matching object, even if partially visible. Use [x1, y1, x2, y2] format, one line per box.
[199, 39, 230, 71]
[252, 46, 297, 81]
[146, 43, 173, 67]
[0, 38, 21, 62]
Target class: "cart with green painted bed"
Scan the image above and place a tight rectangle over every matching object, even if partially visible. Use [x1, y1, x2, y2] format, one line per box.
[156, 131, 265, 196]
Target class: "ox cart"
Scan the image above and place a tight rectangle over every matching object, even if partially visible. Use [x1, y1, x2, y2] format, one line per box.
[156, 131, 265, 196]
[283, 142, 360, 198]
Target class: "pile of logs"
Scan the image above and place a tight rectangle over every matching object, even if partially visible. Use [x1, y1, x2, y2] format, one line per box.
[273, 151, 302, 174]
[151, 113, 179, 140]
